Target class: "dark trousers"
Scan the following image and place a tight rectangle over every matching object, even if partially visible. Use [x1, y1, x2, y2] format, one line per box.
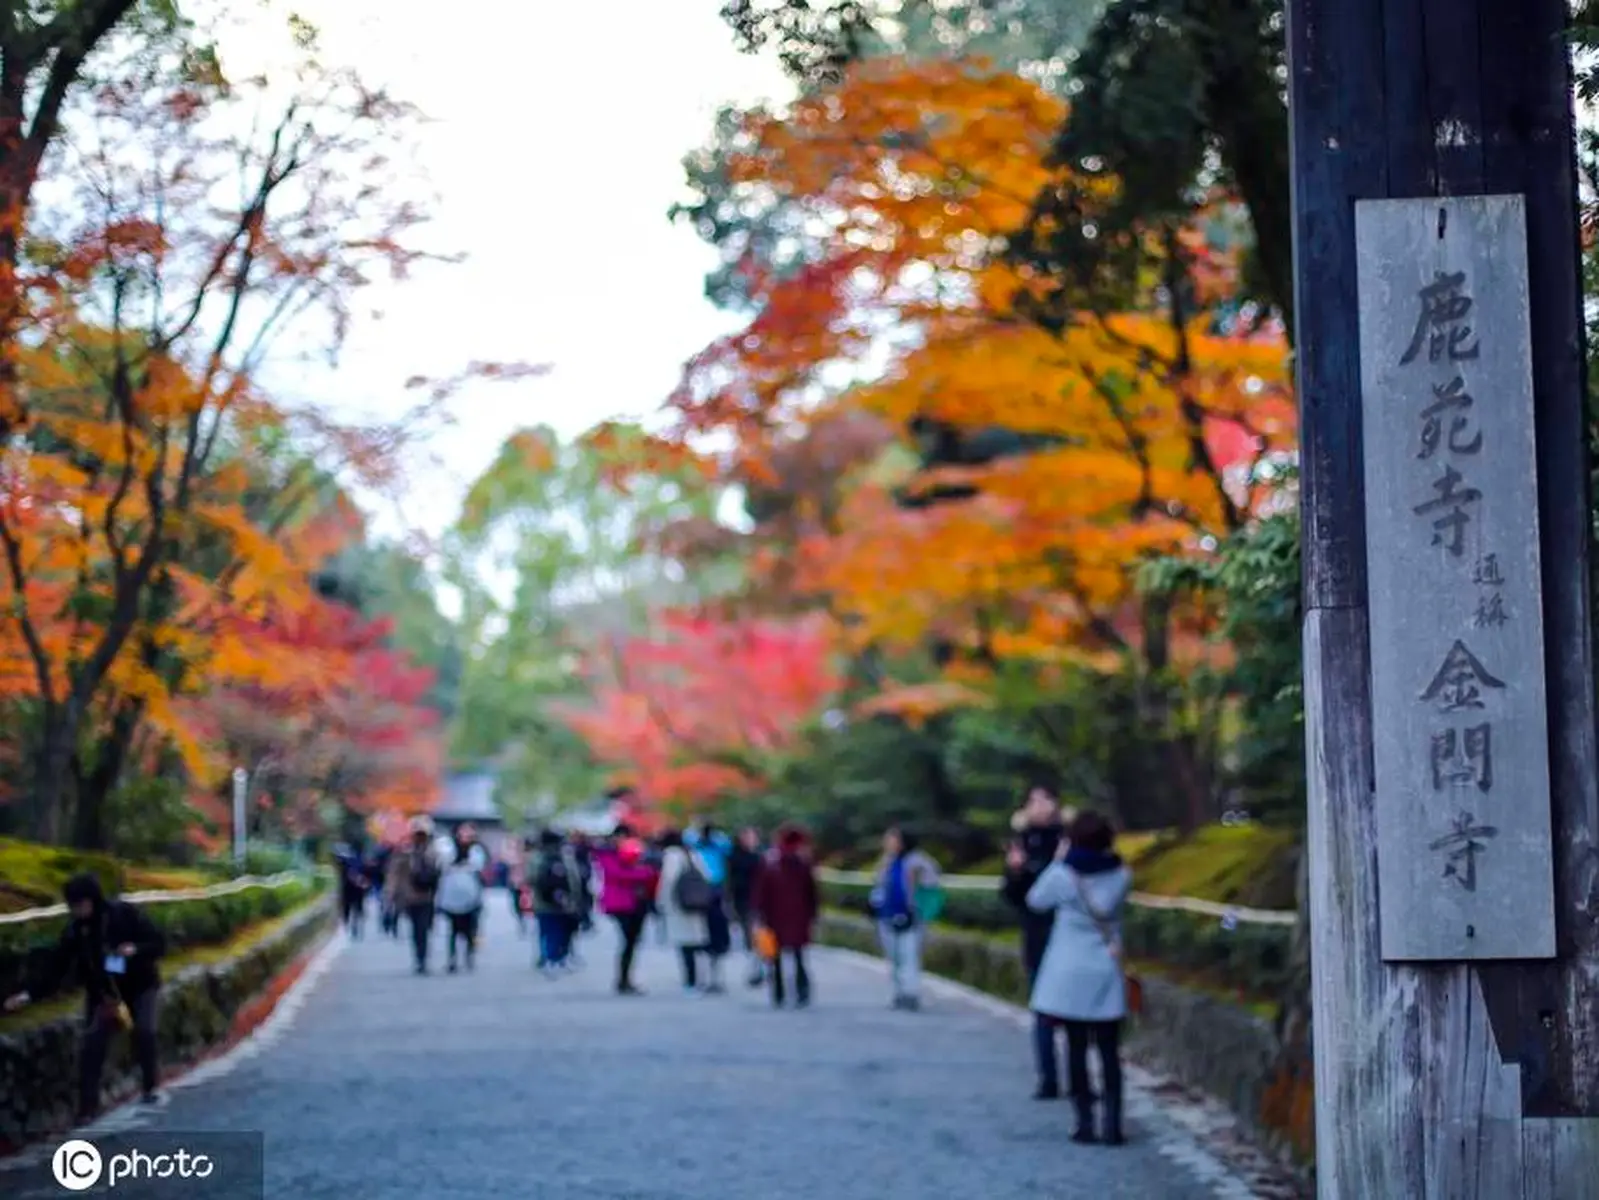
[705, 894, 731, 957]
[1022, 920, 1057, 1089]
[341, 888, 365, 936]
[733, 901, 755, 950]
[79, 988, 159, 1118]
[769, 946, 810, 1006]
[536, 912, 571, 965]
[563, 912, 584, 961]
[406, 902, 435, 969]
[679, 946, 700, 988]
[1064, 1019, 1123, 1134]
[612, 911, 646, 988]
[446, 909, 479, 966]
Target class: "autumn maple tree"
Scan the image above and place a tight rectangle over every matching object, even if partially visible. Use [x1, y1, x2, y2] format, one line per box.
[555, 612, 840, 812]
[184, 595, 443, 847]
[0, 19, 457, 844]
[677, 58, 1290, 687]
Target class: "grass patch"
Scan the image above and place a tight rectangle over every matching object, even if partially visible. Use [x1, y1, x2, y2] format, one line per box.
[0, 904, 316, 1035]
[0, 838, 214, 914]
[1131, 824, 1298, 909]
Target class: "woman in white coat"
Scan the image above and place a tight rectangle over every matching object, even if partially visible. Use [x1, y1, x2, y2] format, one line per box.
[656, 830, 713, 992]
[1026, 810, 1133, 1146]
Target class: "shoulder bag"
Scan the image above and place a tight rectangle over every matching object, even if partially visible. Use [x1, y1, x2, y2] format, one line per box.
[1073, 873, 1144, 1017]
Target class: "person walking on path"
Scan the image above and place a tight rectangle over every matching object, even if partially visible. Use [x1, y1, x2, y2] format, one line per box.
[1026, 809, 1133, 1146]
[752, 824, 818, 1008]
[728, 826, 766, 987]
[387, 817, 443, 974]
[657, 829, 714, 992]
[369, 843, 397, 937]
[869, 827, 941, 1011]
[3, 874, 168, 1121]
[686, 822, 733, 992]
[1001, 782, 1071, 1098]
[437, 826, 487, 973]
[336, 842, 370, 939]
[594, 831, 658, 995]
[531, 829, 583, 974]
[567, 832, 595, 966]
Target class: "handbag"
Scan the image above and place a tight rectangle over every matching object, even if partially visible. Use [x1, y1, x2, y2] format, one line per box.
[754, 926, 779, 961]
[1074, 874, 1144, 1017]
[99, 978, 133, 1032]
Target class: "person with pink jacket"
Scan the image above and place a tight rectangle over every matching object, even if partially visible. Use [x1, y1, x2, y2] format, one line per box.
[594, 826, 658, 995]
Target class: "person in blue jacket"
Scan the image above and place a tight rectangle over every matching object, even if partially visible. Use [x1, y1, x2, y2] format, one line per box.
[686, 822, 734, 993]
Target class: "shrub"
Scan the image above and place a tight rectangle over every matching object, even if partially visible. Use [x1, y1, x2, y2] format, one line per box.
[0, 839, 125, 911]
[817, 874, 1292, 1000]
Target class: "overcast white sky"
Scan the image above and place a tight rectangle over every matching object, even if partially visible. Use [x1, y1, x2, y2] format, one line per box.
[220, 2, 790, 539]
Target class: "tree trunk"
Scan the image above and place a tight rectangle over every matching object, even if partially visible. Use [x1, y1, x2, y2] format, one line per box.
[30, 707, 78, 844]
[71, 700, 141, 850]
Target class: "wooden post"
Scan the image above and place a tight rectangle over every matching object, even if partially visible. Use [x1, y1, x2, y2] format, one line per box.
[1289, 0, 1599, 1195]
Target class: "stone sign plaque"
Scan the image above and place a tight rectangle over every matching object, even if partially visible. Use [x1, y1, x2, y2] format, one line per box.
[1355, 194, 1556, 961]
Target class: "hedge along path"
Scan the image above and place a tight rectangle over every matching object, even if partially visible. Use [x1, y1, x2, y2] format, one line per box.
[0, 891, 329, 1036]
[0, 871, 307, 925]
[816, 869, 1298, 927]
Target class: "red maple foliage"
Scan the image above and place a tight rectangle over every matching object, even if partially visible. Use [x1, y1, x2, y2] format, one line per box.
[182, 595, 442, 841]
[556, 611, 839, 813]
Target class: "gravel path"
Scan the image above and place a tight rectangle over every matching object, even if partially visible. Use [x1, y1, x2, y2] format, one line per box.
[6, 900, 1263, 1198]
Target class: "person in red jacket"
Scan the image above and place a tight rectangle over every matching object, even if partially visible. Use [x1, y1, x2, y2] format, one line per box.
[594, 828, 658, 995]
[752, 824, 819, 1008]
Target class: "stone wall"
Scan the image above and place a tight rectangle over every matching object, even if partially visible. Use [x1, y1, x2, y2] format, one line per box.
[814, 912, 1302, 1171]
[0, 894, 335, 1151]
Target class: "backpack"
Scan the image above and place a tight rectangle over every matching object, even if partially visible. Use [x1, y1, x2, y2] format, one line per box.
[410, 853, 439, 892]
[536, 855, 570, 907]
[673, 852, 714, 913]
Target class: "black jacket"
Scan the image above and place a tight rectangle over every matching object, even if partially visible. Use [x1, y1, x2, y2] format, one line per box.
[1001, 821, 1066, 918]
[728, 845, 763, 908]
[31, 900, 166, 1004]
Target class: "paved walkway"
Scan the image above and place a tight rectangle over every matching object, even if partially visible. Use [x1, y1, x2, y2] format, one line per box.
[9, 901, 1264, 1198]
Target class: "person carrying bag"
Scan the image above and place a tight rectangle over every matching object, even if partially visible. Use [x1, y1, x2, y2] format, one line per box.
[1024, 811, 1134, 1146]
[869, 826, 941, 1011]
[3, 874, 167, 1121]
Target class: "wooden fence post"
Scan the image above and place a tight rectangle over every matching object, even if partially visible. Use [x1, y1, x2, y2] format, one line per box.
[1289, 0, 1599, 1194]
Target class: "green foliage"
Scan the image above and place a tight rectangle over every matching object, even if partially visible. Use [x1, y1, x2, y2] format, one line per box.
[445, 424, 727, 820]
[816, 900, 1290, 1002]
[1126, 823, 1298, 908]
[0, 838, 126, 910]
[1140, 512, 1304, 825]
[101, 775, 197, 865]
[195, 844, 303, 879]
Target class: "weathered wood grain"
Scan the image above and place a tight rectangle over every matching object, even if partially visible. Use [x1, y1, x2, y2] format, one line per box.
[1290, 0, 1599, 1191]
[1355, 195, 1556, 962]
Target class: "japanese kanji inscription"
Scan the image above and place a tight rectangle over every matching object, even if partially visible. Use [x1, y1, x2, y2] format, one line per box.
[1355, 195, 1556, 961]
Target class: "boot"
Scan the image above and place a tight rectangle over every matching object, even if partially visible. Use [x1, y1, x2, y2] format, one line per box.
[1071, 1096, 1098, 1144]
[1102, 1077, 1125, 1146]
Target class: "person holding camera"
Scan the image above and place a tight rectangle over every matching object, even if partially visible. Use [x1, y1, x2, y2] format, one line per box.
[3, 873, 167, 1122]
[1001, 781, 1070, 1098]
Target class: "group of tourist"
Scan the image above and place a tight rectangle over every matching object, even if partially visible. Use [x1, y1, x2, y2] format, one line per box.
[0, 781, 1135, 1149]
[334, 789, 1136, 1147]
[590, 821, 823, 1006]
